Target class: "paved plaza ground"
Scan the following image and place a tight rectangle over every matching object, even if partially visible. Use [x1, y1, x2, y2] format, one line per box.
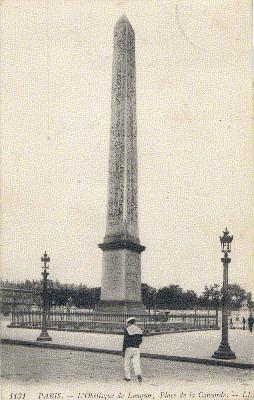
[2, 321, 254, 400]
[1, 345, 254, 393]
[2, 321, 253, 364]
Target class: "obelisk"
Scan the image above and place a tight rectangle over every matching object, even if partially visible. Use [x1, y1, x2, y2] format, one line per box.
[97, 15, 145, 314]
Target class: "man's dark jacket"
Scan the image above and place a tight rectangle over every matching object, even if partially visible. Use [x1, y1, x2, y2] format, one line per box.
[122, 324, 143, 353]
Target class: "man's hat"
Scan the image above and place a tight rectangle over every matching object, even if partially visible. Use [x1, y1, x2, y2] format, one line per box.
[126, 317, 136, 323]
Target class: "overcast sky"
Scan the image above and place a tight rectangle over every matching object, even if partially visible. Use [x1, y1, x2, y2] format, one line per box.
[1, 0, 253, 294]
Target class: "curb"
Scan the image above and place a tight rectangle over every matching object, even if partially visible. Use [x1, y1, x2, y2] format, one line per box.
[2, 338, 253, 370]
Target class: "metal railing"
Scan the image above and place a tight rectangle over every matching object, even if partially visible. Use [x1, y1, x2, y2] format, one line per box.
[10, 309, 218, 333]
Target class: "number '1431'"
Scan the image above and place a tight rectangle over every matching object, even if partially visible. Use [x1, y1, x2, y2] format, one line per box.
[10, 394, 26, 399]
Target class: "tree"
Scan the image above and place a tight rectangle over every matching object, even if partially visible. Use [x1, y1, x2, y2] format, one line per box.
[157, 285, 184, 309]
[141, 283, 156, 312]
[198, 284, 222, 308]
[182, 290, 198, 309]
[246, 292, 253, 308]
[228, 284, 248, 309]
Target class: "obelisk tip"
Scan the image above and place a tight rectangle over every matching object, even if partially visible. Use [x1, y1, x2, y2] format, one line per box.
[116, 13, 133, 28]
[120, 12, 128, 20]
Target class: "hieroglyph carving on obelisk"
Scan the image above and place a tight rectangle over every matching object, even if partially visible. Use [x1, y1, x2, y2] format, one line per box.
[98, 15, 145, 313]
[106, 14, 138, 238]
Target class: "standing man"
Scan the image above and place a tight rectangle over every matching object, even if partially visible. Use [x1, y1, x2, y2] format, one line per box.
[248, 315, 254, 333]
[242, 317, 246, 330]
[122, 317, 143, 382]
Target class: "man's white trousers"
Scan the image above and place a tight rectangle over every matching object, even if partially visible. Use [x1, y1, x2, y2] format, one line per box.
[124, 347, 141, 379]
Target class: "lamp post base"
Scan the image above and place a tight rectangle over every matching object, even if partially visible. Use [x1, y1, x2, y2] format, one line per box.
[37, 331, 52, 341]
[212, 343, 236, 359]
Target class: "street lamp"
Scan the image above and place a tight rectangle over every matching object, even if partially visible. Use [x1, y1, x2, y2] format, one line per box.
[37, 251, 52, 341]
[212, 228, 235, 359]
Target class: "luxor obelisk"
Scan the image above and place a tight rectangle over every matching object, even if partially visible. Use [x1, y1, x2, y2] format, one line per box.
[97, 15, 146, 314]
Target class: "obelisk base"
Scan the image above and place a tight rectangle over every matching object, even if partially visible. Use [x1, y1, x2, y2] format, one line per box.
[95, 300, 146, 315]
[98, 238, 146, 315]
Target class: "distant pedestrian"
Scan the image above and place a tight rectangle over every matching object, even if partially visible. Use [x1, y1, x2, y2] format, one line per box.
[122, 317, 143, 382]
[242, 317, 246, 330]
[229, 317, 233, 328]
[248, 315, 254, 333]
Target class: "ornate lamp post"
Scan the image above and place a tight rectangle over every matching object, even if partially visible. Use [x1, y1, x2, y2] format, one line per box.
[212, 228, 235, 359]
[37, 251, 52, 341]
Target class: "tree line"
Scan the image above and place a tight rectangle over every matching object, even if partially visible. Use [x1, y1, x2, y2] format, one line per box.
[141, 283, 253, 311]
[0, 279, 253, 310]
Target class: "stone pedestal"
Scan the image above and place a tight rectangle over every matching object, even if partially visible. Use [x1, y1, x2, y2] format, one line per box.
[98, 234, 145, 313]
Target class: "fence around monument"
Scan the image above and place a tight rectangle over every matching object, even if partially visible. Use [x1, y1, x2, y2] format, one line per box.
[9, 309, 218, 333]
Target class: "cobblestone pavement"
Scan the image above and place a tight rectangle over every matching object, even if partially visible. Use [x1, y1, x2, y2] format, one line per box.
[2, 322, 253, 364]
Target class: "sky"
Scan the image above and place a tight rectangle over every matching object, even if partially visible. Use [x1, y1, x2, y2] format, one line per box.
[1, 0, 253, 294]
